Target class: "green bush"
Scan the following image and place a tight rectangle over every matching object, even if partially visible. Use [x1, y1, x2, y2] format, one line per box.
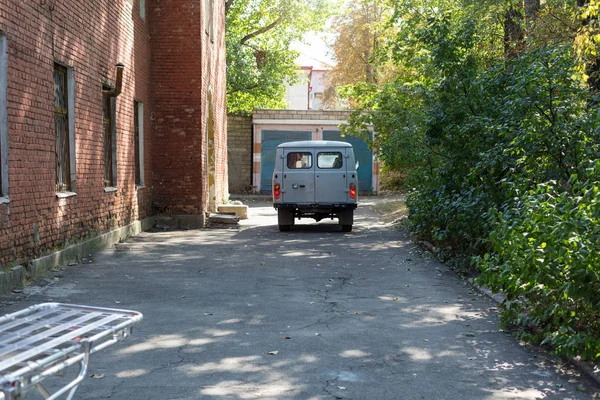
[407, 181, 495, 260]
[476, 164, 600, 359]
[406, 44, 600, 358]
[379, 165, 407, 191]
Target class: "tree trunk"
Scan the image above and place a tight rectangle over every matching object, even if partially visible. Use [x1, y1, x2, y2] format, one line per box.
[524, 0, 540, 30]
[364, 33, 379, 84]
[504, 5, 524, 59]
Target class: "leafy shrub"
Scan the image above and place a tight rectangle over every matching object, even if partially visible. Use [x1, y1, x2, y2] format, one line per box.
[379, 165, 406, 191]
[405, 44, 600, 358]
[407, 181, 495, 260]
[476, 164, 600, 359]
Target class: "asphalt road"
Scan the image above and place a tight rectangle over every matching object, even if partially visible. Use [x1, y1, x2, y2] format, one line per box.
[1, 196, 598, 399]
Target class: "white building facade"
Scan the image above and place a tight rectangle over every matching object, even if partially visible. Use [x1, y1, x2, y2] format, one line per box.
[284, 66, 329, 110]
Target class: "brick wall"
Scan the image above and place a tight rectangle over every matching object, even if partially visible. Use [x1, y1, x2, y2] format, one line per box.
[0, 0, 153, 267]
[149, 0, 228, 216]
[0, 0, 228, 270]
[227, 114, 252, 194]
[207, 0, 229, 209]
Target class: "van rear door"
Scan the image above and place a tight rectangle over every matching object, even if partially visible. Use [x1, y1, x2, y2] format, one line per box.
[282, 148, 315, 204]
[315, 147, 348, 204]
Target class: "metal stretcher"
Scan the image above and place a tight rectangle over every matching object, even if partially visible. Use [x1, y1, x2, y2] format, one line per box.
[0, 303, 143, 400]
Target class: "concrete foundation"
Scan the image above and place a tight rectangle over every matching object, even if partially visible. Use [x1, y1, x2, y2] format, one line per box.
[0, 218, 154, 295]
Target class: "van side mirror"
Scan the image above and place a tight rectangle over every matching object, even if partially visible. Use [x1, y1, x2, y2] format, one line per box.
[355, 161, 360, 170]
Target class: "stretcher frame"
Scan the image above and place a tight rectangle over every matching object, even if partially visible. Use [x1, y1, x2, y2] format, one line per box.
[0, 303, 143, 400]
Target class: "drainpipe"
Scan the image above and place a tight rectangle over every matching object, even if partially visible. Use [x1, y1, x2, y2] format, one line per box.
[307, 67, 312, 110]
[103, 63, 125, 97]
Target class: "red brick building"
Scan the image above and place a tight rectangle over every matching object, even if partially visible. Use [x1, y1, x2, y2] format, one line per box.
[0, 0, 228, 276]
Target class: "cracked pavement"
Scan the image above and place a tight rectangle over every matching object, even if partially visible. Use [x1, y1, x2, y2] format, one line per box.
[0, 196, 599, 399]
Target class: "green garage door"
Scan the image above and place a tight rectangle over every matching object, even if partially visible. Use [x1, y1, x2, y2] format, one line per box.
[261, 130, 311, 193]
[323, 131, 372, 193]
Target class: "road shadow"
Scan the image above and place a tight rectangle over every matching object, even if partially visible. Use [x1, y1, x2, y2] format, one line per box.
[1, 195, 598, 399]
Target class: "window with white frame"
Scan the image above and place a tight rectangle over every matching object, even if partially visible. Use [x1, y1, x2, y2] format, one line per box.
[0, 34, 8, 201]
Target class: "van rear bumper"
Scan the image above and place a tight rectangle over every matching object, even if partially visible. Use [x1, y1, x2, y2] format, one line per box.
[274, 203, 357, 211]
[274, 203, 357, 223]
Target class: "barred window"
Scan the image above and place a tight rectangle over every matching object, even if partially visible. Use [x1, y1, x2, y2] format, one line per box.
[103, 90, 116, 188]
[134, 101, 144, 186]
[54, 64, 71, 192]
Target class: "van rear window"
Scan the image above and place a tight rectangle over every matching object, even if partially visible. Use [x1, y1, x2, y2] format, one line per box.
[317, 152, 343, 169]
[287, 152, 312, 169]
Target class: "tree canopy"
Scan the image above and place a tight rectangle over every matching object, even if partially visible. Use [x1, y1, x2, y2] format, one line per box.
[225, 0, 334, 114]
[321, 1, 391, 109]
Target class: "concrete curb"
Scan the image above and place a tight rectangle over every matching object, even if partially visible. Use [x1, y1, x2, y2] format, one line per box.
[469, 278, 600, 387]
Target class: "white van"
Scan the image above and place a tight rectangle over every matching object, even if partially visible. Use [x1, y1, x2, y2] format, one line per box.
[272, 140, 358, 232]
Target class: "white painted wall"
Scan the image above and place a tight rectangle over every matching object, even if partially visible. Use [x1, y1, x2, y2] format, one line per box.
[309, 70, 327, 110]
[284, 69, 311, 110]
[284, 68, 331, 110]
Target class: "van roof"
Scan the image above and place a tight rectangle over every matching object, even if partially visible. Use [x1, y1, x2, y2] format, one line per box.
[276, 140, 353, 149]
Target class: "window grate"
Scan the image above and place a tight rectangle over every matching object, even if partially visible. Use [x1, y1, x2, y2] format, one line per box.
[54, 64, 70, 192]
[103, 94, 114, 187]
[134, 101, 141, 185]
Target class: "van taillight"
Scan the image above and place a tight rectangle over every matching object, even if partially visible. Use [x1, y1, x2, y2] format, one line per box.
[349, 183, 356, 199]
[274, 183, 281, 200]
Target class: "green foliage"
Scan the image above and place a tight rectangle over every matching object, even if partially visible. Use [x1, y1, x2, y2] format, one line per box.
[378, 165, 406, 191]
[341, 0, 600, 359]
[341, 80, 428, 171]
[476, 167, 600, 359]
[226, 0, 334, 113]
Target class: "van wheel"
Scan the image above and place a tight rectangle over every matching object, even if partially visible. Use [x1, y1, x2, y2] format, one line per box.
[277, 209, 294, 231]
[339, 209, 354, 227]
